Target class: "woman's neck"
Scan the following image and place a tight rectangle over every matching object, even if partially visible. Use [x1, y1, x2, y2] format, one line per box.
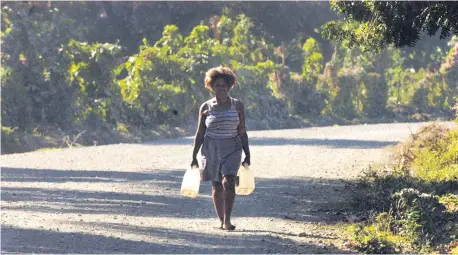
[215, 95, 230, 104]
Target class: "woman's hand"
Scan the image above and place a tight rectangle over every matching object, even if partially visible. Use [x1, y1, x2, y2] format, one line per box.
[190, 157, 199, 168]
[191, 102, 207, 169]
[242, 155, 251, 167]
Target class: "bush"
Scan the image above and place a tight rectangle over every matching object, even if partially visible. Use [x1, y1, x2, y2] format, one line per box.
[395, 124, 458, 183]
[348, 185, 456, 253]
[1, 127, 22, 154]
[361, 72, 387, 118]
[347, 123, 458, 253]
[347, 167, 414, 214]
[349, 213, 411, 254]
[390, 188, 448, 245]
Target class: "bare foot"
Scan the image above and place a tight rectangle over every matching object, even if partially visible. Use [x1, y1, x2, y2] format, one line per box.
[213, 221, 224, 230]
[223, 223, 236, 231]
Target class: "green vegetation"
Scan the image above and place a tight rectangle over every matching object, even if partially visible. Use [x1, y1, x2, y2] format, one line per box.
[1, 2, 457, 154]
[345, 118, 458, 253]
[326, 5, 458, 251]
[323, 1, 458, 49]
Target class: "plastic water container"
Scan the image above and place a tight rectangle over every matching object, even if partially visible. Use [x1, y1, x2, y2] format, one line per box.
[181, 166, 201, 198]
[235, 164, 255, 195]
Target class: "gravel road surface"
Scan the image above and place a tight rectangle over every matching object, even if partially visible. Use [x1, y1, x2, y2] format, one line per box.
[1, 121, 455, 253]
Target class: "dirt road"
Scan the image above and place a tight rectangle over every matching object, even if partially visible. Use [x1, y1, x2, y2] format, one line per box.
[1, 122, 455, 253]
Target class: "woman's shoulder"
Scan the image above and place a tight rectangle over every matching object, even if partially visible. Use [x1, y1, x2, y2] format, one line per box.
[231, 97, 244, 110]
[199, 100, 210, 112]
[231, 97, 243, 104]
[199, 98, 215, 113]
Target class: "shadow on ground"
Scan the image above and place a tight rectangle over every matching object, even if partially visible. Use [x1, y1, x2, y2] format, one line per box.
[1, 224, 349, 254]
[2, 167, 353, 253]
[2, 167, 351, 221]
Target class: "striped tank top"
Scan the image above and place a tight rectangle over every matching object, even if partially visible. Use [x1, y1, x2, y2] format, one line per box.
[205, 97, 240, 139]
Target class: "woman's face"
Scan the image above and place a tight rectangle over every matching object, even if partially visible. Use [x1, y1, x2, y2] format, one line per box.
[211, 77, 231, 95]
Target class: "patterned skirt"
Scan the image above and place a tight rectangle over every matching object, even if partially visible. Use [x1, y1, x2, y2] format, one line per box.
[201, 135, 243, 182]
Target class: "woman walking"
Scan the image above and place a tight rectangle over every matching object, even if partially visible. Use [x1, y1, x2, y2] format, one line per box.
[191, 66, 251, 231]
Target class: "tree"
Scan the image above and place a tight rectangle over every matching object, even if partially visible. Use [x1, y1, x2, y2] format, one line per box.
[322, 1, 458, 50]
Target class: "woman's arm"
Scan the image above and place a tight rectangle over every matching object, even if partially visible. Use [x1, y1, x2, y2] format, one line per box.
[236, 100, 251, 166]
[191, 102, 208, 167]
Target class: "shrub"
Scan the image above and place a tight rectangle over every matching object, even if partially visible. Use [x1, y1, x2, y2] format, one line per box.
[347, 122, 458, 253]
[395, 124, 458, 183]
[390, 188, 448, 245]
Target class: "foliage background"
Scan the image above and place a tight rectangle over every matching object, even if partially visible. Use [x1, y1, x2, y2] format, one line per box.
[1, 2, 457, 153]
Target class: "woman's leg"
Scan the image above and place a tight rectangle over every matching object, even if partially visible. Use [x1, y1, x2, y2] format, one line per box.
[222, 175, 236, 230]
[212, 181, 224, 228]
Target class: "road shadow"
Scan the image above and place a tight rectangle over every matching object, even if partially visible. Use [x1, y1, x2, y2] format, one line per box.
[146, 137, 397, 149]
[1, 225, 349, 254]
[0, 167, 180, 183]
[2, 167, 351, 221]
[2, 167, 354, 253]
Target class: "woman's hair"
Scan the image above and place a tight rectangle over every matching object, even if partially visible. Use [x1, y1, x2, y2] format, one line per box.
[204, 66, 237, 89]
